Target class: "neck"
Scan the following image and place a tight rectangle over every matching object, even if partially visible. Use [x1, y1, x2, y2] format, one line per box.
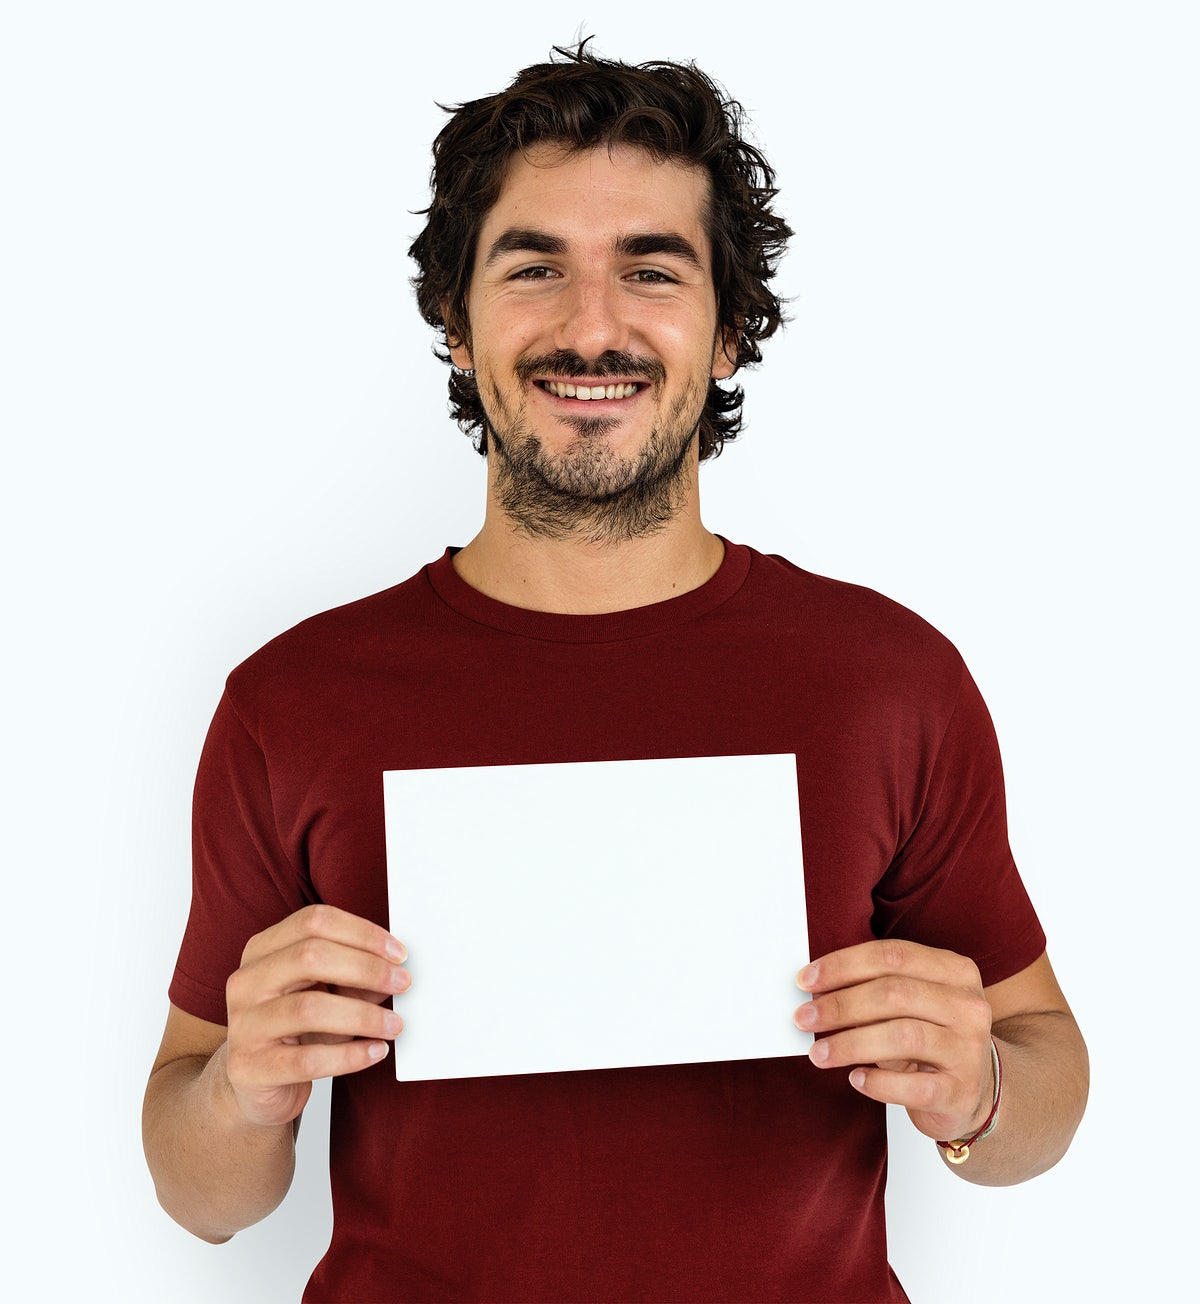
[452, 499, 724, 616]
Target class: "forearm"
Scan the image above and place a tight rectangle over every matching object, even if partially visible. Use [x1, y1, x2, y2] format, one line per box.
[142, 1043, 296, 1242]
[943, 1009, 1088, 1187]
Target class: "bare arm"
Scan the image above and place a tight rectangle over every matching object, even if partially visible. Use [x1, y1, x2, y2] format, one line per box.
[795, 944, 1088, 1187]
[952, 954, 1089, 1186]
[142, 905, 410, 1242]
[143, 1008, 296, 1243]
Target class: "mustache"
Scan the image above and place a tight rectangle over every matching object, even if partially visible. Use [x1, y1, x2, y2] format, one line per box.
[515, 350, 666, 385]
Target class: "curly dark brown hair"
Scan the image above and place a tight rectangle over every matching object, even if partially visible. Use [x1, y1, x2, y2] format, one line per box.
[409, 42, 792, 460]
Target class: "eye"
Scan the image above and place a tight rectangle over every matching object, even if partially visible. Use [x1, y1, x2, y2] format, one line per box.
[511, 265, 559, 281]
[630, 268, 675, 284]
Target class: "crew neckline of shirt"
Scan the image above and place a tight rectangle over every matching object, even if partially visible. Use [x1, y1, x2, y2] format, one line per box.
[423, 538, 752, 643]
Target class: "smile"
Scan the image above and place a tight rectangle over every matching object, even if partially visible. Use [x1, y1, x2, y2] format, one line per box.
[537, 380, 641, 401]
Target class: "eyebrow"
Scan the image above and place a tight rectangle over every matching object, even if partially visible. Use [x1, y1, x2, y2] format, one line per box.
[482, 228, 568, 268]
[481, 227, 705, 272]
[614, 232, 704, 271]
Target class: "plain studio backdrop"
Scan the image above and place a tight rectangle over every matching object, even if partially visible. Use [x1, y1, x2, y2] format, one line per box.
[3, 3, 1194, 1300]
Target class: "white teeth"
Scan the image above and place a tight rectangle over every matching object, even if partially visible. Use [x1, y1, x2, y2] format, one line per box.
[543, 381, 638, 400]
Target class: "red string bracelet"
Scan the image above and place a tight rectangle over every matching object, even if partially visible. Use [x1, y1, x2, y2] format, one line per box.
[938, 1038, 1002, 1165]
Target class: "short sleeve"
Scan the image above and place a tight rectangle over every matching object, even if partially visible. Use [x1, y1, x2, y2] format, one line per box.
[169, 689, 317, 1024]
[871, 664, 1046, 987]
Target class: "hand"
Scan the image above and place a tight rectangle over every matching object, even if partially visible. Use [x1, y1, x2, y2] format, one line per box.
[794, 939, 994, 1143]
[223, 904, 410, 1129]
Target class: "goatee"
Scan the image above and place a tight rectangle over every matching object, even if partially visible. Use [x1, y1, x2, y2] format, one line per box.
[482, 350, 707, 544]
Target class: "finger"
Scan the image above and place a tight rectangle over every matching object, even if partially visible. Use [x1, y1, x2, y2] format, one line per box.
[805, 1018, 962, 1073]
[848, 1063, 945, 1111]
[241, 903, 406, 968]
[228, 936, 410, 1011]
[329, 980, 411, 1005]
[794, 973, 990, 1038]
[797, 939, 980, 996]
[846, 1063, 989, 1141]
[239, 989, 403, 1048]
[228, 993, 402, 1096]
[231, 1033, 395, 1095]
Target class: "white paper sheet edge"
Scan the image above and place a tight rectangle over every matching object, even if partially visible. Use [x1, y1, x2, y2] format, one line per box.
[384, 753, 811, 1081]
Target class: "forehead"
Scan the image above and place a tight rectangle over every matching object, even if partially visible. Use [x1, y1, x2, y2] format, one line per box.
[479, 143, 712, 246]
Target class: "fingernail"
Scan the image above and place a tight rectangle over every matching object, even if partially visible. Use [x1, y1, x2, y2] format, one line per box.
[367, 1041, 389, 1060]
[390, 967, 411, 993]
[808, 1039, 829, 1064]
[386, 938, 407, 963]
[849, 1068, 867, 1091]
[383, 1011, 403, 1034]
[797, 963, 818, 991]
[794, 1001, 817, 1029]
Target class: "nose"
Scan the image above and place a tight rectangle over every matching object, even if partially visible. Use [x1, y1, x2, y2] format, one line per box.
[553, 273, 629, 359]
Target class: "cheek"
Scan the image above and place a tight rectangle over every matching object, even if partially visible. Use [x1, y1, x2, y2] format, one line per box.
[642, 310, 721, 369]
[477, 291, 555, 349]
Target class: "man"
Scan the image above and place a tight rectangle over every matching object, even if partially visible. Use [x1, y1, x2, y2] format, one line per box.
[144, 46, 1088, 1302]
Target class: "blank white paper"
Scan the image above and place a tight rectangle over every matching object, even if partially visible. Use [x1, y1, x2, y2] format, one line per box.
[383, 752, 811, 1081]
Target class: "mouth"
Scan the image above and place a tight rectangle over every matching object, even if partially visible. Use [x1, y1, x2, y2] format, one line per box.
[536, 379, 643, 402]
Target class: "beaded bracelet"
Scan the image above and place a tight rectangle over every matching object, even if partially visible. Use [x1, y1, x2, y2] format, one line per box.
[938, 1038, 1002, 1165]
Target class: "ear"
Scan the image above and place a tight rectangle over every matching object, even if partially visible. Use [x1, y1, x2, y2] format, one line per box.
[448, 335, 474, 371]
[443, 303, 473, 371]
[711, 325, 738, 380]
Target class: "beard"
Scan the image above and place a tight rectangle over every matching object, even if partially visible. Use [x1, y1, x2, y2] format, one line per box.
[479, 349, 709, 544]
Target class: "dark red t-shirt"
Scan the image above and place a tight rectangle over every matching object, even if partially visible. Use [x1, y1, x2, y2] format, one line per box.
[171, 542, 1045, 1302]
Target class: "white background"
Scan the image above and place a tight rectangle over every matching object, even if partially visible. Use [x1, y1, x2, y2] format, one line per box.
[3, 3, 1194, 1300]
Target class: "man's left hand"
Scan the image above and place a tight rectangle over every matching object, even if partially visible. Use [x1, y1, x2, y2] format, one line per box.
[795, 939, 994, 1144]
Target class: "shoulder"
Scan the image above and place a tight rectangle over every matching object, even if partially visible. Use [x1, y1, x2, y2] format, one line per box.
[740, 546, 965, 681]
[223, 560, 444, 723]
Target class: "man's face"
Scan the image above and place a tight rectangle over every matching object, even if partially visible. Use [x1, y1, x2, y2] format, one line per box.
[450, 143, 734, 540]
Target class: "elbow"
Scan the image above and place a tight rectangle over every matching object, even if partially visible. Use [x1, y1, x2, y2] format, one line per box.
[149, 1176, 239, 1244]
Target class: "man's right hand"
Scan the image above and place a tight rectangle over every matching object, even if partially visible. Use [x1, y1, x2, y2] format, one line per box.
[223, 904, 410, 1128]
[144, 904, 408, 1240]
